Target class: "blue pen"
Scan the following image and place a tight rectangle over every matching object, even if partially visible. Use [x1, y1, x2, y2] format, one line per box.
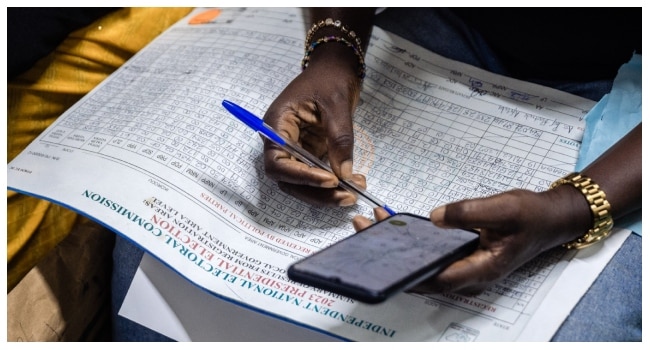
[221, 100, 396, 216]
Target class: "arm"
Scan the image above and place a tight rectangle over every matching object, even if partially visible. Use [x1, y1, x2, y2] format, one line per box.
[428, 123, 641, 294]
[581, 123, 642, 220]
[354, 123, 642, 295]
[262, 8, 376, 207]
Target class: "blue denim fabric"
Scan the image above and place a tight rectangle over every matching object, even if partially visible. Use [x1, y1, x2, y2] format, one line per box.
[112, 236, 173, 341]
[551, 233, 641, 341]
[112, 8, 640, 341]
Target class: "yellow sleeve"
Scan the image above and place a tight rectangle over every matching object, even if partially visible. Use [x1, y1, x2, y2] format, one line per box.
[7, 7, 194, 291]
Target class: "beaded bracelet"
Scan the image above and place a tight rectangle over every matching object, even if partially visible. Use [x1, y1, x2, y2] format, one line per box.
[301, 35, 366, 79]
[305, 18, 364, 57]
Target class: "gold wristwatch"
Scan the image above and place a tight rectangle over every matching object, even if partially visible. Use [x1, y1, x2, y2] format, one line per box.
[549, 172, 614, 249]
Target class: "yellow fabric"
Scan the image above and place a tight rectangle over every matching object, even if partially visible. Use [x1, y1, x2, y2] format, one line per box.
[7, 7, 194, 291]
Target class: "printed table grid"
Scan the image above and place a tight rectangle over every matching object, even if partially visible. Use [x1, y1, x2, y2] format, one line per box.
[356, 65, 579, 216]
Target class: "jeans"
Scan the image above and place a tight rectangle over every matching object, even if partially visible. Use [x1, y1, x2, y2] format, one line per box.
[112, 8, 641, 341]
[112, 237, 174, 341]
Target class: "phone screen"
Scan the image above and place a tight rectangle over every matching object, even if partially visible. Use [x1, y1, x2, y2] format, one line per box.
[288, 213, 478, 303]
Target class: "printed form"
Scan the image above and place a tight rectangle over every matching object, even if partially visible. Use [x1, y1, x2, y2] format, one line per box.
[7, 8, 629, 341]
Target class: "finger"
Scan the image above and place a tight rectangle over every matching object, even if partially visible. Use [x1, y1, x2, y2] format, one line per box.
[320, 97, 356, 180]
[278, 182, 357, 207]
[372, 206, 391, 221]
[352, 215, 373, 232]
[264, 146, 339, 188]
[411, 248, 498, 294]
[430, 192, 521, 230]
[279, 172, 366, 206]
[351, 206, 391, 232]
[434, 251, 494, 292]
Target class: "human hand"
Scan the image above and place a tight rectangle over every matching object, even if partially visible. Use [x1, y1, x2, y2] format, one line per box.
[352, 186, 592, 295]
[263, 44, 366, 207]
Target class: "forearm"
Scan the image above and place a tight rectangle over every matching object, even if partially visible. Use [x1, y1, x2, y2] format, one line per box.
[548, 123, 642, 248]
[581, 123, 642, 220]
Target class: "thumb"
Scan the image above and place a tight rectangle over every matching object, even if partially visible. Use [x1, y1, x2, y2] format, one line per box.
[430, 196, 504, 230]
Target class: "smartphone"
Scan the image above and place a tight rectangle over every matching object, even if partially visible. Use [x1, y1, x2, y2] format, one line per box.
[287, 213, 479, 304]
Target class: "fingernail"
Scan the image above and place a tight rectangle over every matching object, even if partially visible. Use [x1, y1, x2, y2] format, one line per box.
[340, 196, 356, 207]
[340, 160, 353, 180]
[430, 206, 446, 225]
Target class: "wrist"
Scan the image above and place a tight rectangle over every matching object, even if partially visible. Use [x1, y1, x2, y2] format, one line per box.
[545, 184, 592, 242]
[304, 42, 362, 78]
[305, 19, 365, 55]
[302, 15, 369, 80]
[548, 172, 614, 249]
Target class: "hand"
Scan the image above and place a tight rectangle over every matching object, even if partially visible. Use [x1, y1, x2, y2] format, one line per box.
[263, 44, 366, 207]
[352, 186, 592, 295]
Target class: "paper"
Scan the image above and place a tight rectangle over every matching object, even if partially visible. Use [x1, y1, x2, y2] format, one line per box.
[7, 8, 624, 341]
[121, 253, 341, 341]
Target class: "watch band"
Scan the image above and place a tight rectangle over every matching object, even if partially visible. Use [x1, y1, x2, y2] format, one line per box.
[549, 172, 614, 249]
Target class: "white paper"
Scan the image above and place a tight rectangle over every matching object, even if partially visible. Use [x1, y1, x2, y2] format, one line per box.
[8, 8, 619, 341]
[121, 253, 341, 341]
[119, 261, 192, 341]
